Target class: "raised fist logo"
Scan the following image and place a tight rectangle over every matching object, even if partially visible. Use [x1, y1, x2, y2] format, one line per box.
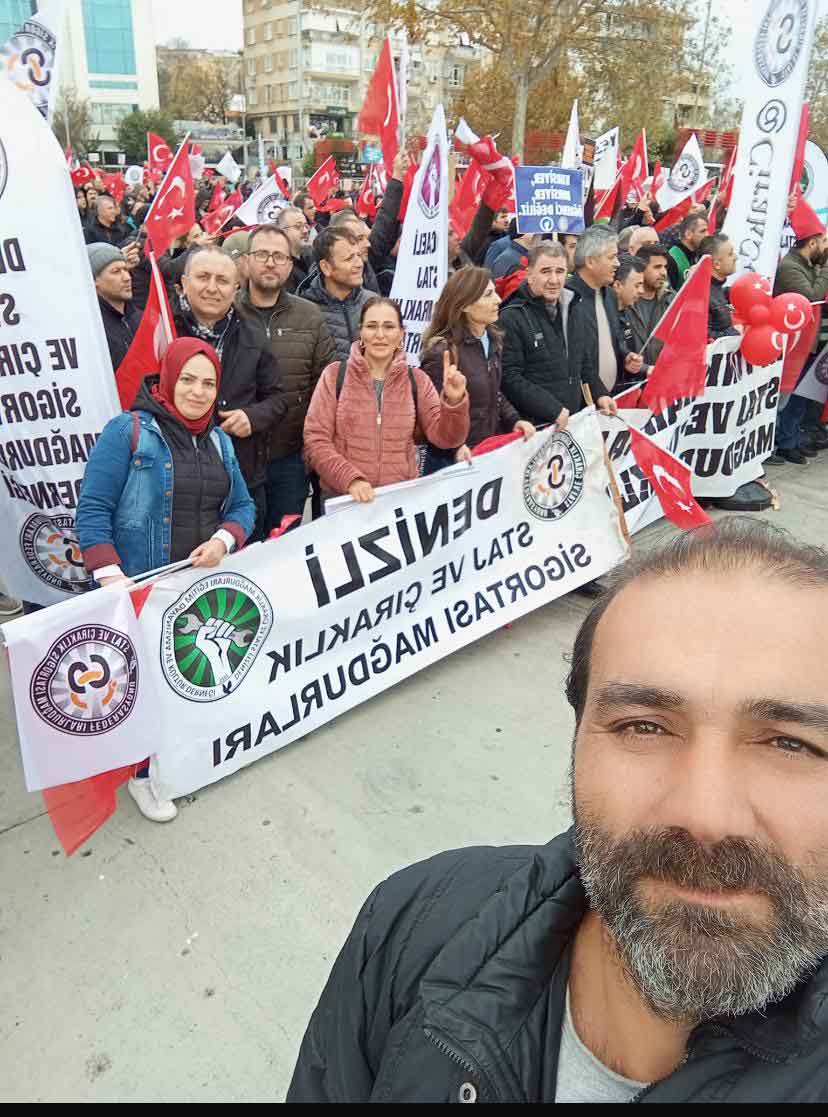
[194, 618, 239, 689]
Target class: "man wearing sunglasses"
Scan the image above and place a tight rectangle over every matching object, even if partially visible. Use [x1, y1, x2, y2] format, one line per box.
[238, 224, 336, 531]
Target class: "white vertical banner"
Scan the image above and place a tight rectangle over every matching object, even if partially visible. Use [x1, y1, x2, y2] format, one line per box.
[257, 134, 266, 178]
[724, 0, 818, 277]
[390, 103, 449, 365]
[593, 126, 619, 192]
[561, 99, 582, 170]
[1, 2, 63, 123]
[0, 79, 120, 606]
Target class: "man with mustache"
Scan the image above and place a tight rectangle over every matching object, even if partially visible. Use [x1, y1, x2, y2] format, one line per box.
[288, 519, 828, 1102]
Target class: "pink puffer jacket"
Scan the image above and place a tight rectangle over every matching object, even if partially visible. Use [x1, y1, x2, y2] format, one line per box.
[303, 342, 470, 495]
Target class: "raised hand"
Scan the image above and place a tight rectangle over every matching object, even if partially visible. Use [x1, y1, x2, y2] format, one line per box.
[195, 618, 236, 686]
[441, 349, 467, 404]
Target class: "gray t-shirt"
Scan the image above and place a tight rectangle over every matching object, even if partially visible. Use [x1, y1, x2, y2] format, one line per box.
[554, 988, 649, 1103]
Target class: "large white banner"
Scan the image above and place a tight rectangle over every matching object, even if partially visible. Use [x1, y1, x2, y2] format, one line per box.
[3, 412, 628, 797]
[1, 3, 62, 122]
[724, 0, 818, 277]
[0, 79, 120, 606]
[603, 338, 779, 534]
[390, 104, 448, 364]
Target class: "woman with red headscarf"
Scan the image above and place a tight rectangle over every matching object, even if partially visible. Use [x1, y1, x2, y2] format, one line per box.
[77, 337, 256, 822]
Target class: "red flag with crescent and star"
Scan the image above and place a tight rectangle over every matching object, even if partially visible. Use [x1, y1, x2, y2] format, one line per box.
[144, 140, 196, 258]
[147, 132, 173, 173]
[306, 155, 340, 207]
[628, 425, 711, 531]
[357, 37, 399, 175]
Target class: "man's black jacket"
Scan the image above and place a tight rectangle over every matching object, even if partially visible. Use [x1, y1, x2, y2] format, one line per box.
[499, 283, 605, 422]
[173, 311, 284, 489]
[288, 832, 828, 1102]
[97, 296, 140, 376]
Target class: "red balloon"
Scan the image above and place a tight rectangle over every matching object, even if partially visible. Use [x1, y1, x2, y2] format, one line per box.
[740, 325, 784, 367]
[747, 304, 771, 327]
[729, 273, 772, 316]
[769, 291, 813, 335]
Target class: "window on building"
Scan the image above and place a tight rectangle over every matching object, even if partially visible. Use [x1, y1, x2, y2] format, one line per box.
[266, 84, 274, 104]
[246, 26, 256, 45]
[264, 53, 273, 72]
[289, 48, 298, 68]
[264, 21, 273, 40]
[248, 87, 258, 106]
[293, 114, 300, 132]
[288, 81, 299, 99]
[0, 1, 36, 45]
[270, 115, 278, 131]
[82, 0, 136, 76]
[288, 17, 298, 34]
[448, 65, 464, 88]
[89, 101, 134, 126]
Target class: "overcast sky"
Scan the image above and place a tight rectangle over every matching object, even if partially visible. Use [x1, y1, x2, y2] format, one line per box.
[149, 0, 828, 103]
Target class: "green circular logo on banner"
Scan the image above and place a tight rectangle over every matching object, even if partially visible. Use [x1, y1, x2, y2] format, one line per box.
[160, 574, 273, 703]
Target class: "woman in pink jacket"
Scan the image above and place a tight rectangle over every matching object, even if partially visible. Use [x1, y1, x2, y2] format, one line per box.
[304, 297, 470, 504]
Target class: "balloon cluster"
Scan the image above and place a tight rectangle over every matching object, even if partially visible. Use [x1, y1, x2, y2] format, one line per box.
[731, 274, 814, 367]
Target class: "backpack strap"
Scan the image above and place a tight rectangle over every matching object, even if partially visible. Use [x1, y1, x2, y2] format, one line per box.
[335, 359, 348, 399]
[408, 367, 418, 413]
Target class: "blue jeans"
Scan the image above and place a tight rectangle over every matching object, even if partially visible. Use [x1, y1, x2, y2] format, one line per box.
[775, 394, 807, 450]
[266, 450, 309, 533]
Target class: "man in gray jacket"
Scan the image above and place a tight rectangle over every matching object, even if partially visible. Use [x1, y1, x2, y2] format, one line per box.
[300, 227, 374, 362]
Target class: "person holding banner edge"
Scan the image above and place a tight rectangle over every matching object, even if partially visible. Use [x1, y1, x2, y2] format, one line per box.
[303, 298, 470, 505]
[76, 337, 256, 823]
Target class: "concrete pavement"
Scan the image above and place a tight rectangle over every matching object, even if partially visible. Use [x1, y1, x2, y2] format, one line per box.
[1, 454, 826, 1101]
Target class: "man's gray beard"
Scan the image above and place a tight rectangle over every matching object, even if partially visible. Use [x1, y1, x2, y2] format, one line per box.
[572, 811, 828, 1023]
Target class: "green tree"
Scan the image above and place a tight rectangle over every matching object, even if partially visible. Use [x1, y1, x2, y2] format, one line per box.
[51, 87, 99, 155]
[302, 150, 317, 179]
[158, 53, 242, 123]
[116, 110, 178, 164]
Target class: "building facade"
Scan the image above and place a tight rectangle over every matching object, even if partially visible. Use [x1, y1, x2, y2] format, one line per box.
[0, 0, 160, 159]
[241, 0, 485, 177]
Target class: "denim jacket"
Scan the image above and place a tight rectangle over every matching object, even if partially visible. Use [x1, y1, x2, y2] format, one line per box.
[77, 410, 256, 578]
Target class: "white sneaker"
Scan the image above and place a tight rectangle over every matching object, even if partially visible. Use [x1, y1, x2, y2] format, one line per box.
[128, 777, 178, 822]
[0, 593, 22, 617]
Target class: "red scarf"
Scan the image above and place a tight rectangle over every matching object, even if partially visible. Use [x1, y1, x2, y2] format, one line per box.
[151, 337, 222, 436]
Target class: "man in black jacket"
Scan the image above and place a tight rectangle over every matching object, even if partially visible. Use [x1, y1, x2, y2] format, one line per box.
[699, 233, 739, 339]
[567, 225, 643, 393]
[500, 242, 617, 428]
[87, 244, 141, 372]
[83, 194, 132, 248]
[236, 225, 336, 529]
[175, 245, 284, 537]
[288, 519, 828, 1102]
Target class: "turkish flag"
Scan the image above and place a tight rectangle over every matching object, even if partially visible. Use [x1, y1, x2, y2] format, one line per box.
[355, 168, 379, 219]
[70, 163, 94, 188]
[654, 179, 715, 231]
[628, 426, 711, 531]
[225, 186, 243, 211]
[449, 162, 489, 238]
[144, 140, 196, 258]
[148, 132, 173, 172]
[207, 181, 224, 212]
[357, 37, 399, 175]
[781, 313, 820, 393]
[789, 102, 810, 196]
[201, 201, 237, 236]
[102, 171, 126, 205]
[115, 255, 176, 407]
[306, 155, 340, 207]
[268, 159, 292, 200]
[620, 130, 648, 206]
[651, 160, 665, 196]
[640, 256, 712, 412]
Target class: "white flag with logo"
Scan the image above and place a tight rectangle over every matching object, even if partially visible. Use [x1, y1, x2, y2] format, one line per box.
[593, 126, 619, 192]
[655, 133, 706, 212]
[389, 103, 449, 365]
[1, 3, 62, 123]
[724, 0, 818, 277]
[561, 99, 582, 170]
[217, 150, 242, 183]
[234, 174, 289, 225]
[2, 585, 160, 791]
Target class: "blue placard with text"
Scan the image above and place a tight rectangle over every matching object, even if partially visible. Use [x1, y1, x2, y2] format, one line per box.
[515, 166, 585, 235]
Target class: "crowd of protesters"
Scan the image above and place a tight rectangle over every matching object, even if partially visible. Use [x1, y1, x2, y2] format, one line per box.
[0, 145, 818, 819]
